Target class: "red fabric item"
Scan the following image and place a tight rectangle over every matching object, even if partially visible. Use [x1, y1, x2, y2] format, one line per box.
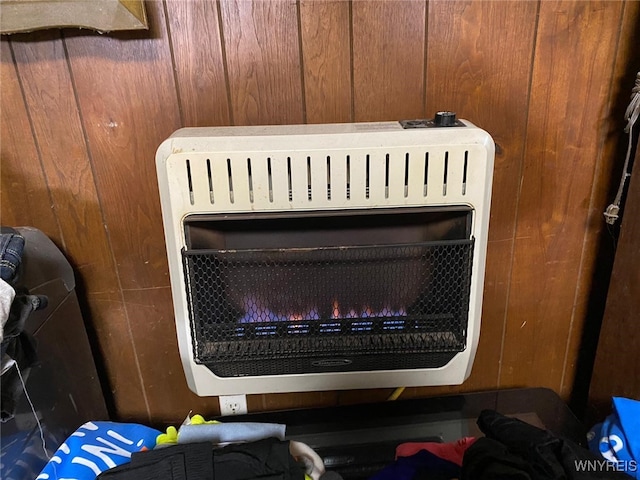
[395, 437, 477, 466]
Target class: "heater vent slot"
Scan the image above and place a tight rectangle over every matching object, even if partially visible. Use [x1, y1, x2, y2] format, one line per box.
[306, 156, 312, 201]
[365, 155, 370, 199]
[186, 159, 194, 205]
[423, 152, 429, 196]
[226, 159, 234, 204]
[287, 157, 293, 202]
[463, 151, 468, 195]
[385, 154, 390, 199]
[326, 156, 332, 200]
[267, 157, 274, 203]
[404, 153, 410, 198]
[346, 155, 351, 200]
[443, 152, 449, 196]
[206, 159, 214, 204]
[247, 158, 254, 203]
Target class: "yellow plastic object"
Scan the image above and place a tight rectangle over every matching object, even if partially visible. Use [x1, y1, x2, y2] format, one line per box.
[156, 425, 178, 446]
[190, 414, 220, 425]
[156, 414, 222, 446]
[387, 387, 405, 401]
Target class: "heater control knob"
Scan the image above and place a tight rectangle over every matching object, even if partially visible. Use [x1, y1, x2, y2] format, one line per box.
[434, 111, 457, 127]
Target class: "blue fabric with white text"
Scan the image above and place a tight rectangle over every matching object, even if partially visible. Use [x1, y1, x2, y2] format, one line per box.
[37, 421, 160, 480]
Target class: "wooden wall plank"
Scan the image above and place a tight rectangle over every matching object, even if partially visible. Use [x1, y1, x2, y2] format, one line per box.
[500, 0, 623, 393]
[352, 0, 426, 122]
[10, 31, 149, 421]
[63, 0, 180, 290]
[85, 291, 150, 421]
[299, 0, 352, 124]
[220, 0, 304, 125]
[0, 41, 61, 241]
[562, 0, 640, 404]
[123, 288, 218, 425]
[419, 0, 539, 395]
[165, 0, 231, 127]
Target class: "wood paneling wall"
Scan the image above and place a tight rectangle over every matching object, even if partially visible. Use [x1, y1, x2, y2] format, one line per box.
[1, 0, 636, 424]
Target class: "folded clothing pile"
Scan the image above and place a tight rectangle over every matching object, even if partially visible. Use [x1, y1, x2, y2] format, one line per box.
[98, 438, 303, 480]
[369, 410, 634, 480]
[35, 397, 639, 479]
[370, 437, 475, 480]
[36, 416, 337, 480]
[0, 228, 48, 422]
[462, 410, 633, 479]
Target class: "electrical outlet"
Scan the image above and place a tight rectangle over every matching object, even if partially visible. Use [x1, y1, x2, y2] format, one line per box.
[219, 394, 248, 416]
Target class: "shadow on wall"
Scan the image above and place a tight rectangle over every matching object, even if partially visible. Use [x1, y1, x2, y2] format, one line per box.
[575, 9, 640, 424]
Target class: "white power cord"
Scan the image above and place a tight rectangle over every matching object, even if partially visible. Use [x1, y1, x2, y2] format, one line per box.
[604, 71, 640, 225]
[14, 361, 50, 461]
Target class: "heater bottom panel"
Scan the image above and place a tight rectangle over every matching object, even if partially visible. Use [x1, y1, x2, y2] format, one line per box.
[199, 326, 464, 376]
[203, 351, 460, 377]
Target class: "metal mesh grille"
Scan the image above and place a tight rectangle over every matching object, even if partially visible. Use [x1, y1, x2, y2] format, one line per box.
[183, 239, 473, 376]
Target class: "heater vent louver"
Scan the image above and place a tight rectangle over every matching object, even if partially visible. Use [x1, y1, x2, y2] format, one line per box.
[182, 149, 475, 211]
[157, 120, 494, 396]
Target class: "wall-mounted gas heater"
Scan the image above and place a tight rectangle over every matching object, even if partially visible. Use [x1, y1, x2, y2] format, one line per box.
[156, 114, 494, 396]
